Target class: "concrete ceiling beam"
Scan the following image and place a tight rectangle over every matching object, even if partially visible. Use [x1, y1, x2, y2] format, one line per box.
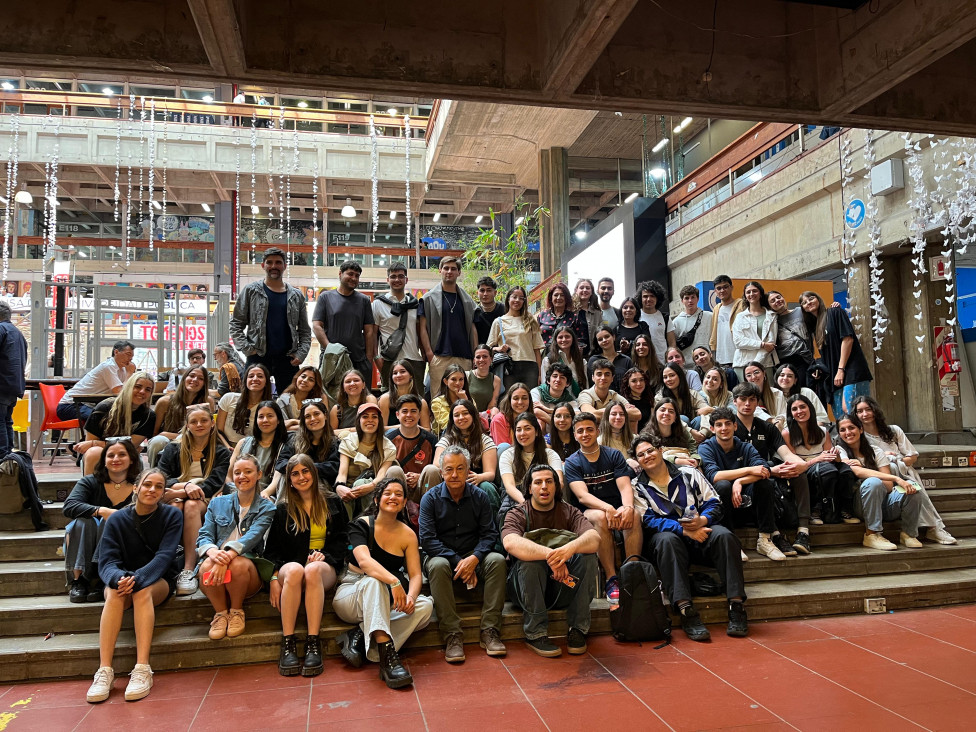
[186, 0, 248, 78]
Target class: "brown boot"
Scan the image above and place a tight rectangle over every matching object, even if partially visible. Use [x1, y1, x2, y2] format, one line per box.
[444, 631, 466, 663]
[479, 627, 507, 657]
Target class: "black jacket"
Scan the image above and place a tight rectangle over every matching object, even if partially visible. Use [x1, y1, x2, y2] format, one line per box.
[63, 474, 133, 519]
[275, 435, 340, 488]
[263, 495, 349, 573]
[157, 440, 232, 499]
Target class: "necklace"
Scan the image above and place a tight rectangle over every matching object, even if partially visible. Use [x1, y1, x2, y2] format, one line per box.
[445, 291, 458, 314]
[581, 445, 600, 456]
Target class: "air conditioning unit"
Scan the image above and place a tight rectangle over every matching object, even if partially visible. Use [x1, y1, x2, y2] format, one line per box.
[871, 158, 904, 196]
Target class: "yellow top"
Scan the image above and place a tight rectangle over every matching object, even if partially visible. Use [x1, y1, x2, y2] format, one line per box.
[309, 521, 326, 551]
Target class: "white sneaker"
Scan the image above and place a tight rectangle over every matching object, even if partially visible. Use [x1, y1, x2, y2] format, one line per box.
[740, 549, 749, 562]
[86, 666, 114, 703]
[927, 527, 958, 545]
[899, 532, 923, 548]
[176, 569, 198, 596]
[756, 536, 786, 561]
[863, 533, 897, 551]
[124, 663, 153, 701]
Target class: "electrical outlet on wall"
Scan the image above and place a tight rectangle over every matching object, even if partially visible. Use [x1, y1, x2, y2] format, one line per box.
[864, 598, 886, 614]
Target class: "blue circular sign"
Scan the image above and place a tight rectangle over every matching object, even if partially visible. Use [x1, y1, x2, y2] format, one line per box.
[845, 199, 865, 229]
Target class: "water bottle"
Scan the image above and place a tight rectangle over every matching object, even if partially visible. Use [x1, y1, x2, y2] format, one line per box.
[683, 504, 699, 521]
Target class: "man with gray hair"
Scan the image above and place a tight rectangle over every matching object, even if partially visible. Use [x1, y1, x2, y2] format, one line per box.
[0, 300, 27, 460]
[419, 445, 507, 663]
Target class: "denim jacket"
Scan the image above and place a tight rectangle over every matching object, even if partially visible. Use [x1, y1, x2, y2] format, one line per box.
[196, 491, 276, 559]
[229, 281, 311, 362]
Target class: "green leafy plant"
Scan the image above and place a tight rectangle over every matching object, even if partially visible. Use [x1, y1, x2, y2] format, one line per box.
[459, 198, 548, 294]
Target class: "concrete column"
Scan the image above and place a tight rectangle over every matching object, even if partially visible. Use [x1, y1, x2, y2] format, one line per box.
[538, 146, 570, 280]
[213, 200, 234, 294]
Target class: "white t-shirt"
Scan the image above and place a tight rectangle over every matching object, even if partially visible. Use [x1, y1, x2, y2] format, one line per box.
[673, 308, 713, 362]
[639, 310, 674, 365]
[218, 392, 254, 445]
[61, 357, 128, 403]
[372, 293, 423, 361]
[716, 303, 736, 364]
[499, 446, 563, 477]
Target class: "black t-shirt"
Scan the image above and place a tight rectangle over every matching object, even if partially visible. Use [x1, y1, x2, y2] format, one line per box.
[312, 289, 375, 364]
[473, 304, 504, 345]
[264, 285, 292, 356]
[734, 416, 784, 463]
[86, 398, 155, 440]
[821, 307, 872, 385]
[418, 295, 473, 359]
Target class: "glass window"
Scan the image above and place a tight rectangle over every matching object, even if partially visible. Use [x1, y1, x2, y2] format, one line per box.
[282, 97, 321, 110]
[78, 82, 123, 96]
[181, 88, 216, 102]
[0, 78, 20, 91]
[328, 99, 367, 113]
[25, 79, 68, 91]
[131, 86, 177, 98]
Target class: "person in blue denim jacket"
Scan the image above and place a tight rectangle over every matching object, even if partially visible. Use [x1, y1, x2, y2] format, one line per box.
[196, 453, 275, 641]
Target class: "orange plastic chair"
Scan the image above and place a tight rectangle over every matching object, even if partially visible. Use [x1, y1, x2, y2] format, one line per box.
[32, 383, 81, 465]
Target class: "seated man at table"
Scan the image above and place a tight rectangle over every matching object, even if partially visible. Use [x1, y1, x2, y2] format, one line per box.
[164, 349, 211, 393]
[419, 445, 507, 664]
[502, 464, 599, 657]
[57, 341, 137, 425]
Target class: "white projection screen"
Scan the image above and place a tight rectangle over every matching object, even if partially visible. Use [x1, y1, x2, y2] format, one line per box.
[565, 223, 630, 308]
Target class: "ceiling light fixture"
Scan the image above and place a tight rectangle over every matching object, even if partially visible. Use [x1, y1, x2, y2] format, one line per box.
[341, 198, 356, 217]
[102, 87, 114, 97]
[649, 168, 667, 178]
[575, 229, 586, 241]
[387, 107, 397, 116]
[201, 203, 211, 212]
[151, 200, 162, 210]
[14, 190, 33, 204]
[433, 212, 441, 222]
[251, 205, 259, 214]
[202, 95, 214, 103]
[389, 210, 397, 220]
[474, 215, 483, 224]
[673, 117, 693, 134]
[515, 216, 525, 225]
[625, 191, 639, 203]
[297, 100, 308, 108]
[1, 82, 14, 91]
[652, 138, 669, 153]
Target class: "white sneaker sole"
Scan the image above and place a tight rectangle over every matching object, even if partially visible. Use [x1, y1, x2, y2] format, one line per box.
[86, 688, 111, 703]
[124, 684, 152, 701]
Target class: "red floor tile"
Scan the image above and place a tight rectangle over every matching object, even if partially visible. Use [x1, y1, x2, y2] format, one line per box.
[413, 665, 524, 712]
[97, 668, 216, 704]
[3, 679, 92, 708]
[190, 686, 310, 731]
[887, 610, 976, 653]
[77, 697, 200, 730]
[698, 724, 795, 732]
[308, 713, 427, 732]
[505, 656, 623, 701]
[207, 662, 311, 695]
[402, 645, 503, 674]
[532, 690, 670, 730]
[793, 712, 924, 732]
[891, 697, 976, 732]
[748, 619, 835, 643]
[801, 614, 902, 638]
[424, 701, 548, 732]
[307, 679, 419, 724]
[0, 705, 92, 732]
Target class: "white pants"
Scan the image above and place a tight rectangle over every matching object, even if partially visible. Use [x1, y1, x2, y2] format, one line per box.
[332, 572, 433, 663]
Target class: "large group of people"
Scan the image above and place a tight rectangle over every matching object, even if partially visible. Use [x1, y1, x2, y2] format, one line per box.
[46, 248, 956, 703]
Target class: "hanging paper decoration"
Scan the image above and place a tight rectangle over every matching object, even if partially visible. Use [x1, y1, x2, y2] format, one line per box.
[861, 129, 888, 361]
[838, 132, 861, 338]
[2, 113, 20, 281]
[250, 111, 257, 264]
[369, 114, 379, 243]
[312, 162, 320, 287]
[113, 100, 122, 222]
[902, 132, 931, 353]
[45, 115, 62, 269]
[146, 99, 156, 252]
[404, 115, 412, 250]
[125, 94, 135, 265]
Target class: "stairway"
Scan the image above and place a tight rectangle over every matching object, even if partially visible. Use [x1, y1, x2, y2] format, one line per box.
[3, 443, 976, 682]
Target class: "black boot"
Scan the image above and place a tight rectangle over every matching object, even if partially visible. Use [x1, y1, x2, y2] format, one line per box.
[377, 640, 413, 689]
[278, 634, 301, 676]
[69, 578, 89, 604]
[302, 634, 324, 677]
[336, 627, 365, 668]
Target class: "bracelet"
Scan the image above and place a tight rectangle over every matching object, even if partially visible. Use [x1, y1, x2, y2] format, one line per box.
[838, 366, 846, 371]
[389, 580, 401, 589]
[270, 575, 278, 582]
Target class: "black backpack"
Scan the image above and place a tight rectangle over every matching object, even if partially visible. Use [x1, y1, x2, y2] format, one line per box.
[610, 554, 672, 645]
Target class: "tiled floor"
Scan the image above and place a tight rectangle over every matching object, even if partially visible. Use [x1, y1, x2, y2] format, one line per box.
[3, 606, 976, 731]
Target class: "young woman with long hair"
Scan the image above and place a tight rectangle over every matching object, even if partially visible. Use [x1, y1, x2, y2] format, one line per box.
[466, 344, 502, 418]
[614, 296, 650, 356]
[157, 403, 232, 596]
[196, 453, 275, 640]
[330, 369, 378, 438]
[852, 396, 956, 544]
[264, 454, 349, 677]
[775, 362, 828, 428]
[489, 285, 544, 390]
[498, 411, 563, 505]
[277, 366, 326, 431]
[546, 403, 580, 462]
[732, 281, 778, 380]
[644, 397, 700, 468]
[147, 364, 214, 465]
[572, 278, 601, 356]
[537, 281, 588, 351]
[632, 333, 663, 393]
[433, 399, 501, 513]
[85, 468, 181, 703]
[658, 363, 708, 441]
[541, 326, 588, 394]
[801, 290, 873, 417]
[665, 347, 703, 392]
[335, 403, 399, 519]
[379, 359, 432, 430]
[226, 400, 289, 497]
[217, 363, 273, 447]
[272, 399, 340, 499]
[489, 382, 533, 452]
[333, 477, 434, 688]
[598, 402, 635, 455]
[835, 414, 937, 551]
[430, 364, 469, 435]
[63, 439, 142, 603]
[700, 367, 734, 410]
[743, 361, 787, 428]
[78, 371, 156, 475]
[620, 367, 653, 431]
[587, 326, 633, 392]
[691, 345, 739, 390]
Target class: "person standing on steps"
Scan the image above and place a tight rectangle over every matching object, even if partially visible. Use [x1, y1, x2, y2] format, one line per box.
[418, 257, 477, 399]
[472, 276, 504, 346]
[673, 285, 713, 364]
[0, 300, 27, 460]
[313, 259, 377, 384]
[230, 247, 311, 395]
[636, 280, 676, 365]
[372, 262, 423, 390]
[708, 275, 742, 371]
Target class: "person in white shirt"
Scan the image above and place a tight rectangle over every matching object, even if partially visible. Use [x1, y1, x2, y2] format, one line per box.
[372, 262, 424, 391]
[58, 341, 137, 424]
[708, 275, 742, 368]
[732, 281, 778, 381]
[636, 280, 675, 364]
[673, 285, 713, 363]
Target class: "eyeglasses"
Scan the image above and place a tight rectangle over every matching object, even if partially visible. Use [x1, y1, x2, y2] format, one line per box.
[635, 448, 659, 460]
[105, 436, 132, 445]
[302, 398, 324, 406]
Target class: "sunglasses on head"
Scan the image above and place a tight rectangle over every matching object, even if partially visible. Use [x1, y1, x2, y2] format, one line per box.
[105, 436, 132, 445]
[302, 398, 324, 406]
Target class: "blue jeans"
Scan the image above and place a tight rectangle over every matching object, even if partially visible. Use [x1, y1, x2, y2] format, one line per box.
[0, 400, 14, 459]
[853, 477, 921, 535]
[832, 381, 871, 419]
[56, 400, 93, 425]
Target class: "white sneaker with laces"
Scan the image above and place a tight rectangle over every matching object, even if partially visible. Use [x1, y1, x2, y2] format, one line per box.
[756, 536, 786, 561]
[125, 663, 153, 701]
[176, 569, 198, 596]
[739, 549, 749, 562]
[899, 532, 923, 548]
[86, 666, 114, 703]
[863, 533, 897, 551]
[927, 527, 957, 545]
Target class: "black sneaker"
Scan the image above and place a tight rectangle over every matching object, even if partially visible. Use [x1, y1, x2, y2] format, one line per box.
[69, 578, 89, 604]
[525, 636, 562, 658]
[792, 531, 812, 555]
[679, 605, 711, 642]
[567, 628, 587, 655]
[727, 602, 749, 638]
[772, 533, 797, 557]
